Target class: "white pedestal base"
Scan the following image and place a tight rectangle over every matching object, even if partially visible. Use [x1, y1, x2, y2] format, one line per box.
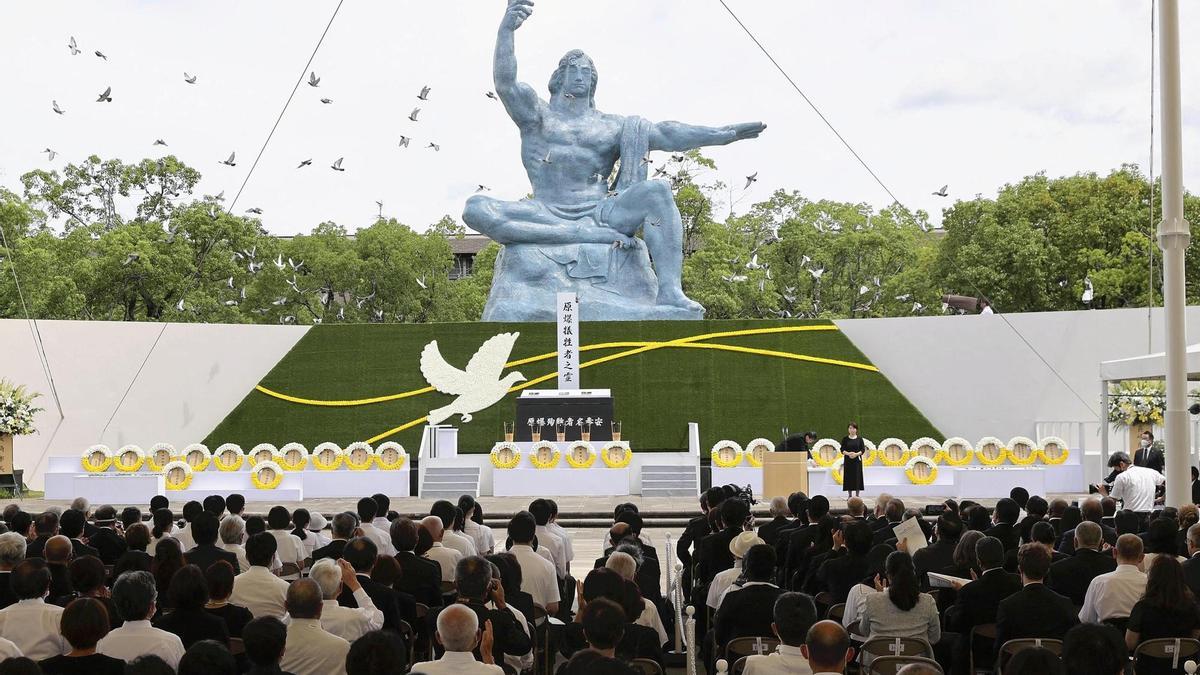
[711, 466, 762, 495]
[493, 467, 630, 497]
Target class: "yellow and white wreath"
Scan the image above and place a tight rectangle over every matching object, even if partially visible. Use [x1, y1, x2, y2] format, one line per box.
[81, 445, 113, 473]
[859, 438, 878, 466]
[375, 442, 408, 470]
[277, 443, 309, 471]
[491, 442, 521, 469]
[565, 441, 597, 468]
[937, 438, 975, 466]
[976, 437, 1007, 466]
[312, 442, 345, 471]
[344, 442, 375, 471]
[875, 438, 910, 467]
[113, 445, 146, 472]
[905, 455, 938, 485]
[1006, 436, 1038, 466]
[212, 444, 245, 471]
[744, 438, 775, 468]
[162, 460, 194, 491]
[810, 439, 842, 467]
[248, 443, 279, 467]
[529, 441, 561, 469]
[830, 456, 845, 485]
[711, 440, 744, 468]
[250, 460, 285, 490]
[178, 444, 211, 472]
[147, 443, 176, 471]
[1037, 436, 1070, 465]
[601, 442, 633, 468]
[909, 437, 942, 462]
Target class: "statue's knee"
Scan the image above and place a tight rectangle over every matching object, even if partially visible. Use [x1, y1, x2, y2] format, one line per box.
[463, 195, 493, 229]
[646, 179, 675, 205]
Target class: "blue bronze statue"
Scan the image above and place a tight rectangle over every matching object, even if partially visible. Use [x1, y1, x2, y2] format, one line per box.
[463, 0, 767, 321]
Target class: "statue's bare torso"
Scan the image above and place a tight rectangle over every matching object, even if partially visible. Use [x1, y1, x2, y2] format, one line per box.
[519, 107, 622, 206]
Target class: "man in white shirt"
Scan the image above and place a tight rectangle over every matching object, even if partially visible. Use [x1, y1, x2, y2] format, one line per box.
[742, 592, 816, 675]
[174, 500, 202, 552]
[433, 500, 478, 558]
[220, 515, 281, 574]
[545, 499, 573, 570]
[96, 570, 185, 669]
[280, 579, 351, 675]
[267, 506, 307, 580]
[461, 496, 496, 555]
[356, 498, 396, 556]
[231, 532, 291, 618]
[801, 620, 854, 675]
[1079, 533, 1147, 624]
[371, 493, 393, 531]
[1099, 452, 1165, 513]
[507, 512, 560, 614]
[709, 531, 763, 610]
[421, 516, 463, 582]
[303, 558, 383, 641]
[530, 499, 566, 578]
[412, 603, 503, 675]
[0, 559, 67, 660]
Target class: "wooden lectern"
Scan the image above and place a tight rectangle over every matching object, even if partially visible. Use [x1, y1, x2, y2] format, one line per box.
[762, 452, 809, 498]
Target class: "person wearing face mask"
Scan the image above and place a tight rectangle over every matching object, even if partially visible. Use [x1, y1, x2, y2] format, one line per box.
[1133, 430, 1165, 474]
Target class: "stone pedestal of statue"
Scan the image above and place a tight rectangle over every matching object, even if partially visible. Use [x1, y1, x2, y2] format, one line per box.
[481, 242, 703, 322]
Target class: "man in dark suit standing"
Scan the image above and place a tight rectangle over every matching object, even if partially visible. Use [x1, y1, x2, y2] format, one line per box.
[1057, 498, 1118, 555]
[339, 537, 404, 632]
[1133, 430, 1165, 474]
[994, 545, 1078, 663]
[185, 512, 240, 574]
[946, 536, 1022, 673]
[312, 512, 356, 563]
[698, 498, 751, 585]
[391, 517, 443, 607]
[87, 506, 127, 565]
[1048, 521, 1116, 605]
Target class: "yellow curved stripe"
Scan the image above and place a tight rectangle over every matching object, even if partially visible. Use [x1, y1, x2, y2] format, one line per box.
[257, 324, 843, 407]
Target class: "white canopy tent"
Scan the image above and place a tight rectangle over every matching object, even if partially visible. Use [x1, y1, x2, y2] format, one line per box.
[1098, 343, 1200, 468]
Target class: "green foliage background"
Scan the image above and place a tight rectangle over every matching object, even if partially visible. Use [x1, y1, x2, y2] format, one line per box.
[204, 319, 939, 454]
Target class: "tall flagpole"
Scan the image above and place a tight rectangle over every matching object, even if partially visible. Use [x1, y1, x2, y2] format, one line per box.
[1157, 0, 1191, 506]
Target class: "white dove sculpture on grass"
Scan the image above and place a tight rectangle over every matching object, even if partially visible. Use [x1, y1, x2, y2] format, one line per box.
[420, 332, 526, 425]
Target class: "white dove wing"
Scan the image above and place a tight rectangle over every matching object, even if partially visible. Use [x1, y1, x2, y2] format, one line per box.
[420, 341, 470, 396]
[464, 332, 520, 383]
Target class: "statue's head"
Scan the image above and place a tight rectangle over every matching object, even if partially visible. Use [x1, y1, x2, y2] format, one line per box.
[548, 49, 598, 107]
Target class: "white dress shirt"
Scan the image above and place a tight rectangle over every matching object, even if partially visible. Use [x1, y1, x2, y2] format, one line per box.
[222, 542, 281, 574]
[412, 650, 504, 675]
[174, 524, 196, 552]
[0, 637, 21, 660]
[308, 589, 383, 642]
[464, 520, 496, 555]
[535, 525, 567, 578]
[443, 530, 478, 558]
[0, 598, 66, 661]
[372, 516, 391, 531]
[842, 583, 870, 637]
[510, 544, 561, 609]
[1111, 466, 1165, 512]
[743, 644, 814, 675]
[281, 618, 350, 675]
[358, 522, 397, 556]
[707, 562, 742, 609]
[231, 565, 291, 618]
[97, 619, 186, 669]
[547, 521, 574, 563]
[636, 599, 669, 646]
[1080, 563, 1147, 623]
[270, 529, 307, 579]
[426, 542, 463, 582]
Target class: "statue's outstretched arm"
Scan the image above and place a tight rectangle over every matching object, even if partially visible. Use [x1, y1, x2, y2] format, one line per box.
[649, 121, 767, 152]
[495, 0, 540, 129]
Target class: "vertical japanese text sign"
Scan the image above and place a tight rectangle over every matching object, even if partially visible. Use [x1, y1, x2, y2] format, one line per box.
[557, 292, 579, 390]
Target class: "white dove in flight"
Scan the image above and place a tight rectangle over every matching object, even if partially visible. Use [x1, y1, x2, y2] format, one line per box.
[420, 332, 526, 425]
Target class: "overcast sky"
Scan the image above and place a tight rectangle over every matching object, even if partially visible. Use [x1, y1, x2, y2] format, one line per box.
[0, 1, 1195, 235]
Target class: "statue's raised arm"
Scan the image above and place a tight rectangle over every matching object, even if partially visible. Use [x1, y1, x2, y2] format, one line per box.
[494, 0, 541, 129]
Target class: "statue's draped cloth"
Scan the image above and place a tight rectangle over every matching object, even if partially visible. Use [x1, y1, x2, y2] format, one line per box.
[540, 116, 652, 288]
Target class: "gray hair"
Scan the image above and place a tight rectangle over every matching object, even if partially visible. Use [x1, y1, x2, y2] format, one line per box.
[769, 496, 789, 518]
[69, 498, 89, 514]
[219, 515, 245, 545]
[332, 512, 358, 539]
[309, 558, 342, 600]
[0, 532, 26, 567]
[112, 570, 158, 621]
[1189, 522, 1200, 551]
[1075, 521, 1103, 550]
[437, 603, 480, 652]
[605, 551, 637, 581]
[44, 505, 63, 517]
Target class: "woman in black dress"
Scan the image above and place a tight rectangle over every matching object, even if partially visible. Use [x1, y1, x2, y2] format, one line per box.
[841, 422, 865, 497]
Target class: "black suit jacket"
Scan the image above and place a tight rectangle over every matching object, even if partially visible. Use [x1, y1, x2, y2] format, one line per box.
[783, 523, 823, 583]
[1135, 447, 1165, 474]
[698, 527, 740, 584]
[677, 516, 711, 571]
[756, 517, 791, 547]
[594, 550, 663, 604]
[395, 551, 443, 607]
[1183, 553, 1200, 599]
[339, 574, 404, 632]
[816, 550, 870, 603]
[0, 571, 13, 610]
[155, 607, 230, 648]
[984, 523, 1020, 552]
[946, 568, 1022, 634]
[69, 538, 100, 561]
[47, 564, 72, 604]
[439, 599, 531, 665]
[25, 535, 50, 560]
[913, 538, 958, 587]
[562, 621, 665, 666]
[312, 539, 348, 563]
[871, 522, 904, 548]
[713, 583, 783, 649]
[1056, 523, 1118, 555]
[994, 584, 1078, 659]
[88, 527, 127, 565]
[186, 544, 240, 574]
[1047, 548, 1117, 606]
[1003, 547, 1068, 573]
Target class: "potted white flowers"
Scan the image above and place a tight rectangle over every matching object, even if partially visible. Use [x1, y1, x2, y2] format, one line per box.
[0, 380, 42, 472]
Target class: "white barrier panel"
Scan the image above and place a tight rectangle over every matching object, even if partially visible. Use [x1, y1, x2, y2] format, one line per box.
[493, 467, 629, 497]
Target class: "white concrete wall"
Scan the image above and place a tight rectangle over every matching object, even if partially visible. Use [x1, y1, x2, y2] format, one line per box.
[0, 320, 308, 489]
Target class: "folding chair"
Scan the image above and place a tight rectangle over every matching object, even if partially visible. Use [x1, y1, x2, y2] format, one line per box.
[857, 636, 934, 668]
[1133, 638, 1200, 674]
[814, 591, 833, 617]
[228, 638, 245, 656]
[867, 655, 944, 675]
[629, 658, 665, 675]
[413, 603, 433, 663]
[827, 603, 846, 624]
[996, 638, 1063, 673]
[397, 619, 416, 669]
[969, 623, 997, 675]
[724, 636, 780, 663]
[730, 656, 749, 675]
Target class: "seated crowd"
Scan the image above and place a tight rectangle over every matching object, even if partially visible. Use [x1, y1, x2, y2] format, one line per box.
[0, 482, 1192, 675]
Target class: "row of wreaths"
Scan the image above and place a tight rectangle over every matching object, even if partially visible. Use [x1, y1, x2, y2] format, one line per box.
[710, 436, 1071, 486]
[490, 441, 633, 470]
[79, 441, 410, 490]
